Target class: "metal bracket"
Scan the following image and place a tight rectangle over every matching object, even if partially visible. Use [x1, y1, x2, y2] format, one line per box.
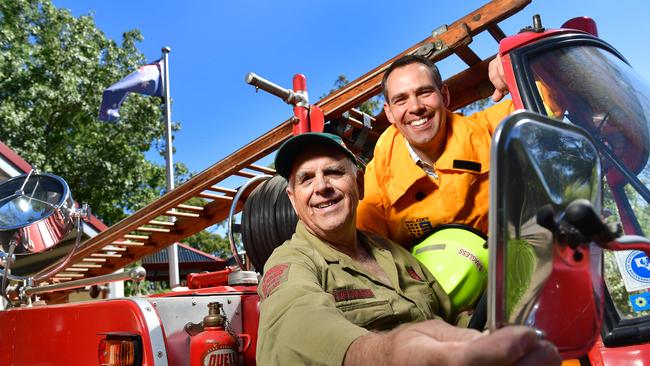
[431, 24, 449, 38]
[184, 321, 204, 337]
[353, 113, 373, 151]
[414, 24, 449, 59]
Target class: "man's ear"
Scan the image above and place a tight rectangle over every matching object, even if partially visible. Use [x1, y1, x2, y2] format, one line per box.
[441, 84, 450, 108]
[286, 186, 297, 212]
[384, 102, 396, 125]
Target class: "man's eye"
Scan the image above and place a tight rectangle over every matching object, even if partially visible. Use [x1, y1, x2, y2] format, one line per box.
[326, 169, 345, 177]
[419, 91, 433, 98]
[393, 98, 406, 105]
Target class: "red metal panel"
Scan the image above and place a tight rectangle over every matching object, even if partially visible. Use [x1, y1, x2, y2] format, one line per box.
[241, 294, 260, 366]
[2, 299, 162, 365]
[499, 29, 578, 55]
[0, 310, 16, 365]
[588, 335, 650, 365]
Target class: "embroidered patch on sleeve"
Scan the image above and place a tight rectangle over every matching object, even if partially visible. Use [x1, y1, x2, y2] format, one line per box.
[260, 263, 291, 299]
[331, 288, 375, 302]
[406, 266, 423, 282]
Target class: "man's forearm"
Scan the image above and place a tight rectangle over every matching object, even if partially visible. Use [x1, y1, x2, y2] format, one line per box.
[342, 319, 560, 366]
[343, 322, 452, 366]
[344, 332, 393, 366]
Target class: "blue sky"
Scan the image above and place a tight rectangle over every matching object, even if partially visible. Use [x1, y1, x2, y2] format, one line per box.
[52, 0, 650, 175]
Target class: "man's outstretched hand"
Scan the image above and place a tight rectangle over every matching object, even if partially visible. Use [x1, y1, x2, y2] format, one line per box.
[345, 319, 561, 366]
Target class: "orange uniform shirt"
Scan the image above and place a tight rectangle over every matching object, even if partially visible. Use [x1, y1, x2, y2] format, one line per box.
[357, 101, 515, 248]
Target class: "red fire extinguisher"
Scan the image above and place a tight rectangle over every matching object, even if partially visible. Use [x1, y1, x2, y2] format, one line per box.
[188, 302, 251, 366]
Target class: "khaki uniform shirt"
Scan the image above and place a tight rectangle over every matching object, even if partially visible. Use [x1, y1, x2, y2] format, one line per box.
[256, 221, 452, 366]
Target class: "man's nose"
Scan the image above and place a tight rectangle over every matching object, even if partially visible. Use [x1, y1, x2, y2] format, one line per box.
[314, 173, 332, 193]
[408, 96, 426, 114]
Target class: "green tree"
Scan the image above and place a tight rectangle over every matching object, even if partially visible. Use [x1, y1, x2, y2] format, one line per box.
[459, 97, 493, 116]
[325, 75, 383, 115]
[183, 229, 232, 259]
[178, 197, 237, 258]
[0, 0, 188, 225]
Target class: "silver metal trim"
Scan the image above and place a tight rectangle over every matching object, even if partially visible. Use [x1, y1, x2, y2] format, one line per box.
[130, 297, 169, 366]
[487, 110, 506, 332]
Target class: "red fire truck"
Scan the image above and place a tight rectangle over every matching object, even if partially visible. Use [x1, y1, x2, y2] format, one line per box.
[2, 0, 650, 364]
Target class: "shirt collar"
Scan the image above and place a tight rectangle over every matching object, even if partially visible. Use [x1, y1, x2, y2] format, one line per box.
[294, 221, 387, 265]
[405, 140, 438, 178]
[294, 220, 355, 263]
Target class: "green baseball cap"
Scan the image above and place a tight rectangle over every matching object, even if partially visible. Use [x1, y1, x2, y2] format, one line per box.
[274, 132, 356, 179]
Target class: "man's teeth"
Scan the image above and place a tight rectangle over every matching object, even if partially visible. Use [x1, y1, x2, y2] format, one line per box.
[408, 118, 427, 126]
[316, 201, 335, 208]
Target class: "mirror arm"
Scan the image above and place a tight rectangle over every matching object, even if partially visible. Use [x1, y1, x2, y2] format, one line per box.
[561, 199, 650, 257]
[602, 235, 650, 257]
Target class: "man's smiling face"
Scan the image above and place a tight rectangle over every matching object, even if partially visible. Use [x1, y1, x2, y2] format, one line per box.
[287, 145, 362, 244]
[384, 62, 450, 157]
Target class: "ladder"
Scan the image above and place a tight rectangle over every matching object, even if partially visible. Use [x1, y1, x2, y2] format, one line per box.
[36, 0, 531, 294]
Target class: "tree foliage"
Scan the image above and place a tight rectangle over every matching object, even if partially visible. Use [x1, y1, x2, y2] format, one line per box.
[179, 197, 234, 259]
[326, 75, 383, 115]
[0, 0, 188, 225]
[183, 229, 232, 259]
[459, 97, 493, 116]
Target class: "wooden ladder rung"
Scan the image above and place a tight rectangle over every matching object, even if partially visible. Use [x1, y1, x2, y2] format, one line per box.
[112, 241, 145, 246]
[487, 24, 506, 42]
[73, 263, 103, 268]
[55, 273, 85, 278]
[65, 267, 89, 272]
[91, 253, 122, 258]
[207, 186, 237, 195]
[102, 246, 128, 252]
[137, 226, 171, 233]
[234, 171, 259, 179]
[124, 234, 149, 240]
[454, 45, 482, 67]
[176, 204, 204, 212]
[148, 220, 176, 227]
[83, 258, 107, 263]
[248, 164, 276, 175]
[165, 210, 200, 218]
[198, 192, 233, 201]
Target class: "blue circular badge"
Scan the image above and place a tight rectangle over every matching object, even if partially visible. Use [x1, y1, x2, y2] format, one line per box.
[625, 250, 650, 283]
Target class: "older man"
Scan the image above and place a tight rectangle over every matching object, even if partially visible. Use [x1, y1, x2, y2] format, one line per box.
[357, 55, 515, 248]
[256, 132, 559, 365]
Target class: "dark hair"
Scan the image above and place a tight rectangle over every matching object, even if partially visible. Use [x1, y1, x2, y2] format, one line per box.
[381, 54, 443, 102]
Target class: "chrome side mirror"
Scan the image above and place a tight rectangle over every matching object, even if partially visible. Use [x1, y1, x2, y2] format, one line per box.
[488, 111, 603, 359]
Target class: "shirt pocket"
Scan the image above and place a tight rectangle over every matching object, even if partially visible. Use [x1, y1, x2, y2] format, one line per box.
[404, 284, 438, 319]
[336, 299, 393, 328]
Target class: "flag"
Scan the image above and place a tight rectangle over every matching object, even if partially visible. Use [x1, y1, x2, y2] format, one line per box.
[98, 59, 164, 122]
